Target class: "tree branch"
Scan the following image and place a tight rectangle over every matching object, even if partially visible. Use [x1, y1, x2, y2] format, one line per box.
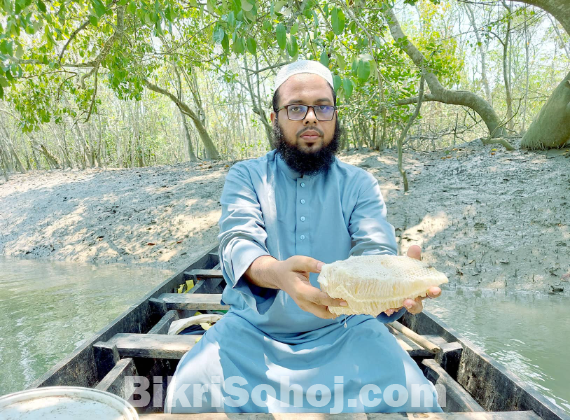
[59, 20, 90, 64]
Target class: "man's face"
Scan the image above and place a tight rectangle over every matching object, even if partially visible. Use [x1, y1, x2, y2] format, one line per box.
[270, 73, 340, 175]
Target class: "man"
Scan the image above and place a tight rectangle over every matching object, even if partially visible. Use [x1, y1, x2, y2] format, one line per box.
[165, 60, 442, 414]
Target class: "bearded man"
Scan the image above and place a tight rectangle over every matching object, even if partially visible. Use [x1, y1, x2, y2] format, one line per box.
[165, 60, 442, 414]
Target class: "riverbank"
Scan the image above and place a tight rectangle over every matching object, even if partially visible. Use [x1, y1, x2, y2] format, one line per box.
[1, 140, 569, 293]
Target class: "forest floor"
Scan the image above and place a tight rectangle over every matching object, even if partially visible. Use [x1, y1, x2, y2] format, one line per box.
[1, 139, 569, 294]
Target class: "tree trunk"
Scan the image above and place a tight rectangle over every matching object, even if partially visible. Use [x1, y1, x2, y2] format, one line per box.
[501, 1, 514, 132]
[521, 70, 570, 149]
[143, 79, 220, 160]
[464, 4, 493, 105]
[398, 71, 425, 193]
[181, 113, 197, 162]
[39, 144, 61, 169]
[244, 55, 273, 147]
[512, 0, 570, 148]
[523, 7, 531, 132]
[385, 7, 506, 138]
[174, 67, 198, 162]
[0, 143, 11, 181]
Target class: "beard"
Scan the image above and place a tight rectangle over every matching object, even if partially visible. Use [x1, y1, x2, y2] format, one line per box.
[272, 117, 341, 176]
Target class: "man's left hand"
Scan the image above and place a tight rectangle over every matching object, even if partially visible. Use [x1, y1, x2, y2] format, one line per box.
[384, 245, 441, 316]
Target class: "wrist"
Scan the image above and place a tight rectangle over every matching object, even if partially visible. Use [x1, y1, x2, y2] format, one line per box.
[245, 255, 283, 290]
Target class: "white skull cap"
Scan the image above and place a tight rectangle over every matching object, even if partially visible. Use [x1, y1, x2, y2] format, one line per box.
[274, 60, 334, 91]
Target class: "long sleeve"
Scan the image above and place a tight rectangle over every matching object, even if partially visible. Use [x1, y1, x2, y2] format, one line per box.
[217, 164, 278, 314]
[348, 172, 398, 257]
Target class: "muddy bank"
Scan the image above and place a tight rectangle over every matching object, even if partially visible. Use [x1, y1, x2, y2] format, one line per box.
[1, 141, 568, 293]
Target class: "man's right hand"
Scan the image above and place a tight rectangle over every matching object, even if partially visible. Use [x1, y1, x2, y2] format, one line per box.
[274, 256, 347, 319]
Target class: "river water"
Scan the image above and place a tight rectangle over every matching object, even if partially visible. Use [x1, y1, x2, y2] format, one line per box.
[425, 288, 570, 413]
[0, 258, 568, 414]
[0, 256, 172, 396]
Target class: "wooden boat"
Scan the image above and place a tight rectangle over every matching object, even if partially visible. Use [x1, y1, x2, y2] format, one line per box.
[26, 244, 569, 420]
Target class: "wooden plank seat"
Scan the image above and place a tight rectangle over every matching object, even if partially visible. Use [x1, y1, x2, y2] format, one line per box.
[95, 358, 138, 401]
[183, 269, 223, 280]
[155, 293, 229, 311]
[95, 332, 435, 361]
[95, 333, 198, 360]
[149, 310, 180, 334]
[139, 411, 543, 420]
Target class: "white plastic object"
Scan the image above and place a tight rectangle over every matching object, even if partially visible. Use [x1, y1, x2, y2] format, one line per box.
[0, 386, 139, 420]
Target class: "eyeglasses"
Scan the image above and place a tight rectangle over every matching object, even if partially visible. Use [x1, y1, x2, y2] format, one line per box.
[276, 104, 337, 121]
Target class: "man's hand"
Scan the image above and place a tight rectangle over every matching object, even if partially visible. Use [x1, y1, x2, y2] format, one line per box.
[383, 245, 442, 316]
[276, 256, 347, 319]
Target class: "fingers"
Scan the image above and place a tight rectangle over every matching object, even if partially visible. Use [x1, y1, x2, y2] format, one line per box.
[384, 306, 403, 316]
[406, 245, 422, 260]
[287, 255, 325, 274]
[403, 297, 423, 315]
[427, 286, 441, 298]
[304, 302, 337, 319]
[293, 282, 345, 319]
[302, 283, 346, 308]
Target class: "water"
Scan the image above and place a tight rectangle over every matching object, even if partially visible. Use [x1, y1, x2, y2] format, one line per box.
[0, 257, 172, 396]
[1, 258, 568, 414]
[425, 288, 570, 413]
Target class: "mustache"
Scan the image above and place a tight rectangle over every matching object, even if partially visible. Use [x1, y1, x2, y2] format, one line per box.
[297, 127, 324, 137]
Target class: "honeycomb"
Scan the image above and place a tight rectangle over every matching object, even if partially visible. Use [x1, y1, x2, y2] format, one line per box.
[317, 255, 448, 316]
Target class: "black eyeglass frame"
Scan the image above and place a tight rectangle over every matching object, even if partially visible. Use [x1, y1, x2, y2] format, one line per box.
[276, 104, 338, 121]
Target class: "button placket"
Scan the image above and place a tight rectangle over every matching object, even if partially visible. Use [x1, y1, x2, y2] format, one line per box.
[296, 177, 310, 253]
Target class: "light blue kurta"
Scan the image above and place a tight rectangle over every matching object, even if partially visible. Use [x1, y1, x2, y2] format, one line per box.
[165, 150, 441, 413]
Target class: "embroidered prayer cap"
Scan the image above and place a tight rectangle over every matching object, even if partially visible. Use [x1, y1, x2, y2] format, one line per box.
[274, 60, 334, 92]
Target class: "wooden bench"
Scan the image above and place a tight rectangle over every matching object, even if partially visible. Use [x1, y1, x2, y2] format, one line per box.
[154, 293, 229, 311]
[94, 332, 433, 361]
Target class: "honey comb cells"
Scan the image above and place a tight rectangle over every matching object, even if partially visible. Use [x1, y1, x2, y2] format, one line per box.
[318, 255, 449, 316]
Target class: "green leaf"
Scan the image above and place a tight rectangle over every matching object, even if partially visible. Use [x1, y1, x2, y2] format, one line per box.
[15, 44, 23, 59]
[331, 7, 344, 35]
[319, 50, 329, 67]
[89, 15, 98, 26]
[262, 20, 272, 32]
[246, 37, 256, 55]
[233, 36, 245, 54]
[342, 78, 353, 99]
[207, 0, 215, 13]
[0, 85, 3, 99]
[336, 53, 345, 70]
[221, 32, 229, 52]
[333, 74, 341, 91]
[290, 21, 298, 35]
[91, 0, 106, 18]
[0, 76, 8, 87]
[213, 26, 225, 43]
[241, 0, 253, 12]
[357, 59, 370, 83]
[287, 34, 298, 57]
[276, 23, 286, 50]
[368, 58, 377, 77]
[226, 11, 235, 27]
[37, 0, 46, 13]
[274, 0, 286, 13]
[127, 1, 136, 13]
[348, 21, 356, 33]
